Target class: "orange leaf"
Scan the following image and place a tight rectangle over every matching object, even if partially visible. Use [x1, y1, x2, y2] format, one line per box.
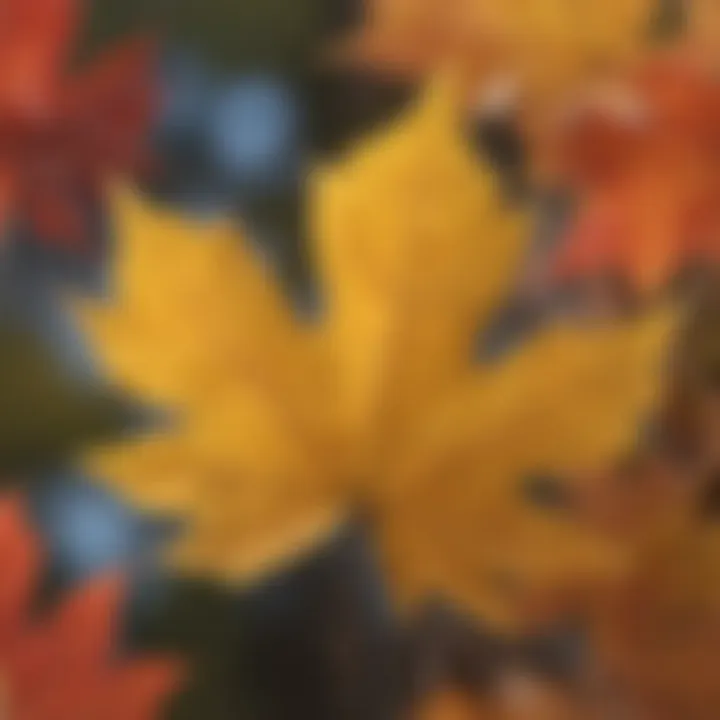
[0, 497, 181, 720]
[552, 53, 720, 292]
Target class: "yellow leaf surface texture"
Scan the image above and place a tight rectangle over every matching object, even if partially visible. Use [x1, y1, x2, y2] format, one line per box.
[74, 77, 676, 629]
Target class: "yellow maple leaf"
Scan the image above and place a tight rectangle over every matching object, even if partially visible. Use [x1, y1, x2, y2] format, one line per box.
[74, 77, 676, 629]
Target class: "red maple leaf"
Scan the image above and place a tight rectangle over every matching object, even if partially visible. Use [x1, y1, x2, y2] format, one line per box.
[0, 495, 182, 719]
[0, 0, 157, 249]
[551, 53, 720, 292]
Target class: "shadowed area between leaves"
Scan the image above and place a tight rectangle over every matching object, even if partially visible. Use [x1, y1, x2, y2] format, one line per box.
[0, 322, 142, 476]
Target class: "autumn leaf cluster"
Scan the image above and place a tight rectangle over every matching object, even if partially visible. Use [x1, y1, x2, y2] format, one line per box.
[344, 0, 720, 292]
[5, 0, 720, 718]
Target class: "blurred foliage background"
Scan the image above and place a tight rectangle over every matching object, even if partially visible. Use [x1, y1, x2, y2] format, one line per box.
[2, 0, 697, 718]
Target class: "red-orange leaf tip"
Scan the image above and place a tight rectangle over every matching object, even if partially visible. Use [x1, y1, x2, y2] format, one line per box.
[0, 496, 182, 719]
